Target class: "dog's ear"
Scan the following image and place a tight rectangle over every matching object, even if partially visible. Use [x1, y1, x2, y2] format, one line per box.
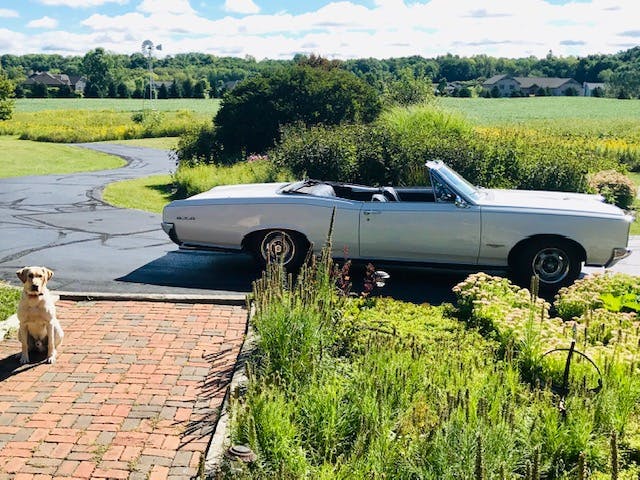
[16, 268, 28, 283]
[44, 268, 54, 281]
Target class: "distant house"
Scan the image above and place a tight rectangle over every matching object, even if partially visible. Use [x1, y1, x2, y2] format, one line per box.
[583, 82, 605, 97]
[483, 74, 521, 96]
[24, 72, 87, 94]
[483, 74, 583, 96]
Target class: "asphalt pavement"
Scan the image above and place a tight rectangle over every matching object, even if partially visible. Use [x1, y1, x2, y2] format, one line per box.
[0, 143, 256, 298]
[0, 143, 638, 304]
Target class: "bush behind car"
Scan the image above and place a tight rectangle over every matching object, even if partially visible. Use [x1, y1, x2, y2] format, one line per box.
[273, 105, 621, 195]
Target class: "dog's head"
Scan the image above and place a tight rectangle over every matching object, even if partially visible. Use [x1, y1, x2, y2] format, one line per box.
[16, 266, 54, 296]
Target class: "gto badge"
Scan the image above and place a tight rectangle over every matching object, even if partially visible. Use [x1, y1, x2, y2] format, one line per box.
[176, 216, 196, 221]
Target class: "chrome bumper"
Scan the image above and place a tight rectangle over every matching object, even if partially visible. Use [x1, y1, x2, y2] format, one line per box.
[161, 222, 180, 245]
[605, 247, 632, 268]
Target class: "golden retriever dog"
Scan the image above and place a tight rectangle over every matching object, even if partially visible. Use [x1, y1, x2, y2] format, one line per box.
[16, 266, 63, 365]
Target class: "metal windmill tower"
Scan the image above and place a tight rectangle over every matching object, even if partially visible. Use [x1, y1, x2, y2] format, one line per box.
[141, 40, 162, 101]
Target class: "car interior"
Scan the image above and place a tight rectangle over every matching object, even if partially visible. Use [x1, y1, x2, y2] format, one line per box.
[292, 181, 438, 202]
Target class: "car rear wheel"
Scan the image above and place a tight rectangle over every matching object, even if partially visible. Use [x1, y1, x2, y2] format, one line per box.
[255, 230, 307, 269]
[513, 239, 581, 291]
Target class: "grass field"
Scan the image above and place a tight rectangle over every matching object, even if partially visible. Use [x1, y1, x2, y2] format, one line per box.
[0, 136, 125, 177]
[14, 98, 222, 115]
[439, 96, 640, 124]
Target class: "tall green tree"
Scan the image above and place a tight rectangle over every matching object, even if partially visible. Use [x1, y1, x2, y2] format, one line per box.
[182, 77, 194, 98]
[81, 48, 113, 98]
[157, 82, 168, 99]
[0, 71, 15, 120]
[168, 79, 181, 98]
[31, 81, 48, 98]
[193, 79, 208, 98]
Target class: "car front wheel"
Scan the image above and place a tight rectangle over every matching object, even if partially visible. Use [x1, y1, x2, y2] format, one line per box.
[514, 239, 581, 291]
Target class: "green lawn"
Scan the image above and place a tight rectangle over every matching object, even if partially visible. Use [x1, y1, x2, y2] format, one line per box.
[105, 137, 179, 150]
[0, 136, 125, 177]
[0, 282, 21, 323]
[102, 174, 174, 213]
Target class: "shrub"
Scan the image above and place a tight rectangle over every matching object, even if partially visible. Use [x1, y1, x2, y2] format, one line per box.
[273, 123, 400, 184]
[214, 64, 382, 156]
[0, 72, 15, 120]
[588, 170, 637, 209]
[272, 123, 359, 182]
[554, 273, 640, 320]
[175, 123, 218, 166]
[172, 158, 292, 198]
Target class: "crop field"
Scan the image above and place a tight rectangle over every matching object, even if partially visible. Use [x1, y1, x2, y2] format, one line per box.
[0, 98, 221, 143]
[439, 97, 640, 126]
[13, 97, 222, 115]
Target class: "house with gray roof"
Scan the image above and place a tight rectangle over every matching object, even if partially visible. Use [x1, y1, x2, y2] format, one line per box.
[24, 72, 87, 94]
[483, 74, 583, 97]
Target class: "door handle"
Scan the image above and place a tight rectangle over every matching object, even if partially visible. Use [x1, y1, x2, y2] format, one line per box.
[363, 210, 382, 216]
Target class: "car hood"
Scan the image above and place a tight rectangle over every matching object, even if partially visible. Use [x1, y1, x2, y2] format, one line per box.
[477, 188, 625, 216]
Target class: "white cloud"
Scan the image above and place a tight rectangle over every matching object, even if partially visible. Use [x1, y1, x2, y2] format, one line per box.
[224, 0, 260, 14]
[137, 0, 196, 15]
[16, 0, 640, 59]
[0, 9, 19, 18]
[27, 16, 60, 29]
[38, 0, 128, 6]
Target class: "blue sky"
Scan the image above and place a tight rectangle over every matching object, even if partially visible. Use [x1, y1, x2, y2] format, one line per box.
[0, 0, 638, 59]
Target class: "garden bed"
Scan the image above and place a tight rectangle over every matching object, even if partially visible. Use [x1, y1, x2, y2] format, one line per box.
[219, 249, 640, 478]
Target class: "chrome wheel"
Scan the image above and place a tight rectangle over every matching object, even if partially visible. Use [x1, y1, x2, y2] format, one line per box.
[532, 247, 570, 284]
[259, 230, 296, 266]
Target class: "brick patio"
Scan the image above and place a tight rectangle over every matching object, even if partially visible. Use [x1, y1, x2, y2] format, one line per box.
[0, 299, 247, 479]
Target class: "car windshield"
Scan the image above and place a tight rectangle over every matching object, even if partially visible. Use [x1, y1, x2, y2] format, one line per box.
[281, 179, 323, 194]
[431, 163, 482, 200]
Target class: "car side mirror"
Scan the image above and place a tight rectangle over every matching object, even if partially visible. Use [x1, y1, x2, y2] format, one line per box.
[455, 195, 469, 208]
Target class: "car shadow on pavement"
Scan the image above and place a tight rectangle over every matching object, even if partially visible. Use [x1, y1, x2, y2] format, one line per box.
[116, 250, 258, 292]
[116, 250, 476, 305]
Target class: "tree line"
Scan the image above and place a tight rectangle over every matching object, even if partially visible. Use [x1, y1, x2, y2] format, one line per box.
[1, 45, 640, 99]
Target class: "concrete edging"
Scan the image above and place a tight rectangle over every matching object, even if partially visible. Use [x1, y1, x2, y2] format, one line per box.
[54, 290, 247, 305]
[204, 304, 256, 477]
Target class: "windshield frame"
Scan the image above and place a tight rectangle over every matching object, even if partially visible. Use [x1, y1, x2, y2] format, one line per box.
[426, 161, 482, 202]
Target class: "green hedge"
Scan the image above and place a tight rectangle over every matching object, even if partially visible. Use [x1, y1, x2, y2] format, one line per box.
[272, 105, 621, 193]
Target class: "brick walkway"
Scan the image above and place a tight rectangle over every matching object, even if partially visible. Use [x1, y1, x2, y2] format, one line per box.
[0, 299, 247, 479]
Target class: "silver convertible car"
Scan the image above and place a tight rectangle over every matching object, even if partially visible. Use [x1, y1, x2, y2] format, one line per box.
[162, 161, 632, 290]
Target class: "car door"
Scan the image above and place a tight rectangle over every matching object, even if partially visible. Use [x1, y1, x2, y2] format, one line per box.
[358, 198, 482, 265]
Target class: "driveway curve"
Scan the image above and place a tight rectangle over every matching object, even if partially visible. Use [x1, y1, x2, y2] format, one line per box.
[0, 143, 256, 296]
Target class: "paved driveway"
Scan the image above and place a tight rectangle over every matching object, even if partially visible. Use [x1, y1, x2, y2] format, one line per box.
[0, 144, 255, 298]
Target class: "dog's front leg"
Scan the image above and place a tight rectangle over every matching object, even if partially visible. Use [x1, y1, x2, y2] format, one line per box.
[18, 324, 30, 365]
[46, 323, 56, 364]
